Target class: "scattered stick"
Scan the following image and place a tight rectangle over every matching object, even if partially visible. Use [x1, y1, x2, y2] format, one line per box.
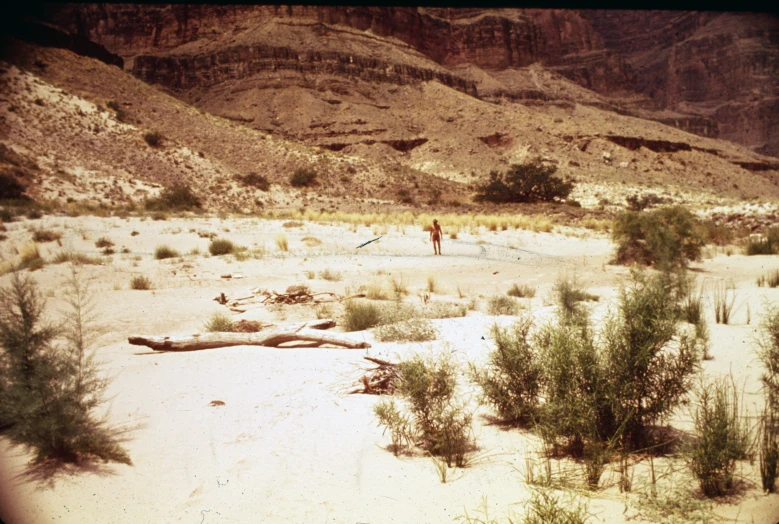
[350, 356, 399, 395]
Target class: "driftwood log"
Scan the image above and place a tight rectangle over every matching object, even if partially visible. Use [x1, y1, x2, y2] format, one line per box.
[128, 319, 370, 351]
[350, 356, 399, 395]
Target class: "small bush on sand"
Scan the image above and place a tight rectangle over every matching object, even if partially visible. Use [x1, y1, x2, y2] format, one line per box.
[612, 206, 705, 268]
[746, 228, 779, 256]
[364, 280, 391, 301]
[470, 317, 542, 425]
[423, 301, 467, 319]
[32, 229, 61, 243]
[154, 244, 180, 260]
[625, 193, 665, 212]
[130, 276, 152, 290]
[487, 295, 522, 316]
[508, 283, 536, 298]
[686, 377, 753, 497]
[94, 237, 114, 248]
[209, 238, 235, 256]
[389, 274, 408, 298]
[475, 157, 573, 204]
[290, 168, 317, 187]
[521, 487, 592, 524]
[343, 300, 383, 332]
[375, 318, 437, 342]
[0, 271, 131, 464]
[375, 353, 475, 467]
[203, 312, 234, 332]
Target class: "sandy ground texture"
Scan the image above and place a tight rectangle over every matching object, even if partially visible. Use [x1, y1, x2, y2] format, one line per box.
[1, 215, 779, 523]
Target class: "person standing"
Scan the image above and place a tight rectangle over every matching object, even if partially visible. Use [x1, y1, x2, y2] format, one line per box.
[430, 219, 443, 255]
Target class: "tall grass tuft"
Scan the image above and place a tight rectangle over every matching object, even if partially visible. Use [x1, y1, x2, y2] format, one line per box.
[389, 274, 409, 298]
[130, 275, 152, 290]
[470, 317, 542, 425]
[275, 233, 288, 252]
[203, 312, 234, 332]
[521, 488, 591, 524]
[343, 300, 383, 332]
[757, 269, 779, 288]
[553, 274, 598, 319]
[712, 280, 737, 325]
[209, 238, 235, 256]
[319, 268, 342, 282]
[686, 376, 753, 497]
[507, 283, 536, 298]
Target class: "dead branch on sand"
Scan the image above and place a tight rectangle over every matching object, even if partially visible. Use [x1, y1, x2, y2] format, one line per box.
[129, 319, 370, 351]
[214, 289, 366, 308]
[349, 356, 399, 395]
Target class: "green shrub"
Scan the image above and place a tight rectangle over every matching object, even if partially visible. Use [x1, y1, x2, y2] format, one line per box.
[612, 206, 705, 268]
[475, 157, 573, 203]
[602, 270, 700, 449]
[145, 184, 202, 211]
[375, 318, 437, 342]
[375, 353, 474, 467]
[154, 244, 180, 260]
[553, 274, 598, 319]
[0, 173, 26, 200]
[130, 276, 152, 290]
[209, 238, 235, 256]
[470, 318, 542, 424]
[32, 229, 61, 243]
[0, 272, 131, 464]
[507, 283, 536, 298]
[290, 168, 317, 187]
[235, 172, 269, 191]
[759, 306, 779, 493]
[487, 295, 522, 316]
[143, 130, 164, 147]
[203, 312, 234, 332]
[686, 377, 753, 497]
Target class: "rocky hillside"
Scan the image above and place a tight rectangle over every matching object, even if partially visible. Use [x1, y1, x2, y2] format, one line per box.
[41, 6, 779, 158]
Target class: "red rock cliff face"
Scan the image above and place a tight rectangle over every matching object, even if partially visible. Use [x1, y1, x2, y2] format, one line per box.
[42, 5, 779, 157]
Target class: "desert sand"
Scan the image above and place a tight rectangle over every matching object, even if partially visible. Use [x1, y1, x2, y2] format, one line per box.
[0, 213, 778, 523]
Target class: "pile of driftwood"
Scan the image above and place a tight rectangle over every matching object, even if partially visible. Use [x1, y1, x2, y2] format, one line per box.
[350, 356, 399, 395]
[214, 287, 365, 312]
[129, 319, 370, 351]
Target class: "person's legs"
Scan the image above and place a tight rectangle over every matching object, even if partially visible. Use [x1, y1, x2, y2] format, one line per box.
[434, 239, 441, 255]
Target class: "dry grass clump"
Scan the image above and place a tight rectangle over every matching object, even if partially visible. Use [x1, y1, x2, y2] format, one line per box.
[423, 301, 467, 319]
[364, 280, 391, 301]
[389, 274, 409, 298]
[282, 221, 303, 228]
[375, 318, 437, 342]
[553, 274, 598, 318]
[203, 312, 234, 332]
[208, 238, 235, 256]
[319, 268, 342, 282]
[757, 269, 779, 288]
[154, 244, 180, 260]
[32, 229, 61, 243]
[94, 237, 114, 248]
[759, 306, 779, 493]
[343, 300, 418, 332]
[745, 227, 779, 256]
[507, 283, 536, 298]
[52, 251, 102, 265]
[275, 233, 288, 252]
[130, 275, 152, 290]
[18, 243, 44, 271]
[426, 274, 439, 294]
[487, 295, 522, 316]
